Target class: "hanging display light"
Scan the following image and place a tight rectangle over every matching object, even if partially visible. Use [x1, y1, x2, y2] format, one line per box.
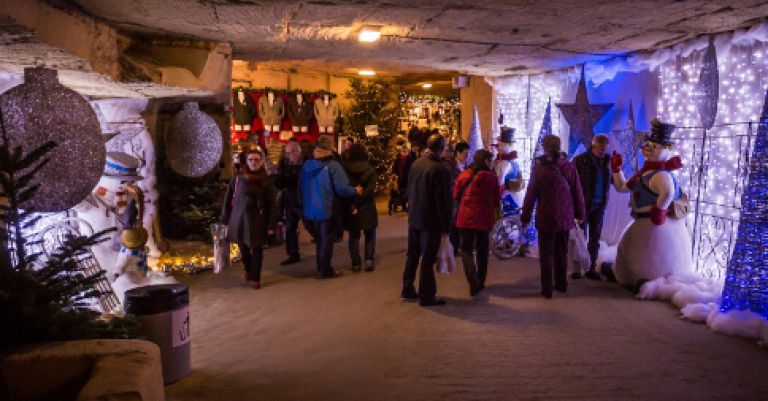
[358, 26, 381, 42]
[358, 70, 376, 76]
[421, 83, 433, 89]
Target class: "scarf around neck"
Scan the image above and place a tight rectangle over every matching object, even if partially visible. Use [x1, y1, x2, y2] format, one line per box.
[240, 166, 267, 183]
[626, 156, 683, 188]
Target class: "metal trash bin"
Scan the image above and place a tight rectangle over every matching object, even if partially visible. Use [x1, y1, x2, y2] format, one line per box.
[124, 283, 191, 384]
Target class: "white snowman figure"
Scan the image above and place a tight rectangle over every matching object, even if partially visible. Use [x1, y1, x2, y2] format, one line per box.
[494, 126, 524, 215]
[76, 152, 148, 281]
[610, 119, 694, 289]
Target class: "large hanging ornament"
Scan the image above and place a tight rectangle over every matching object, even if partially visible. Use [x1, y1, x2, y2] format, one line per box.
[695, 36, 719, 130]
[0, 67, 105, 212]
[467, 104, 484, 162]
[167, 102, 223, 177]
[556, 66, 613, 155]
[720, 88, 768, 319]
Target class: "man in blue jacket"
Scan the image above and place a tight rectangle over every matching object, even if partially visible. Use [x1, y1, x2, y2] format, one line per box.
[300, 135, 361, 278]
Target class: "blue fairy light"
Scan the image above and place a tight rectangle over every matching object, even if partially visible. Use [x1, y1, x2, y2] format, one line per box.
[720, 88, 768, 318]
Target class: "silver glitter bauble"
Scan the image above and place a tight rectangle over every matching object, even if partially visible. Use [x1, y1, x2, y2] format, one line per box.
[166, 102, 223, 177]
[0, 67, 105, 212]
[696, 36, 719, 130]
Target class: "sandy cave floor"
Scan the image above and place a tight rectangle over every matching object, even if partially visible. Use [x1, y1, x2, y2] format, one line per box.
[165, 211, 768, 401]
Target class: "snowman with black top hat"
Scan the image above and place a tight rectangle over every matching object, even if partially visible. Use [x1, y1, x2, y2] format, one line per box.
[609, 119, 694, 290]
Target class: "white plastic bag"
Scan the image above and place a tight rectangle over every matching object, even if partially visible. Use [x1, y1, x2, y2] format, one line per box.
[437, 236, 456, 274]
[569, 225, 590, 274]
[211, 223, 229, 274]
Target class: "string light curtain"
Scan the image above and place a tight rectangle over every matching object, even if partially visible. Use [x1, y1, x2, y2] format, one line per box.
[657, 38, 768, 279]
[489, 72, 569, 182]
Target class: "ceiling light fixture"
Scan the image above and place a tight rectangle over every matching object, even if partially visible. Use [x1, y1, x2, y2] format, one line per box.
[358, 26, 381, 42]
[422, 83, 433, 88]
[358, 70, 376, 76]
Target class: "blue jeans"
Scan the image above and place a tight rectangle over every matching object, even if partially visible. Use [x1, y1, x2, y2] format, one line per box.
[308, 219, 336, 276]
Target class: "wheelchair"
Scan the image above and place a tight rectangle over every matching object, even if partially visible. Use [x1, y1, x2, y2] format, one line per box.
[490, 194, 526, 260]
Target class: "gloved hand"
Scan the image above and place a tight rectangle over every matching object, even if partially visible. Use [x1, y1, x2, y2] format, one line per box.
[650, 205, 668, 225]
[610, 151, 624, 173]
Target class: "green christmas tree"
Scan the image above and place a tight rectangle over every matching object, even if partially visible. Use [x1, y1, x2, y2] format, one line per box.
[0, 121, 141, 345]
[342, 78, 401, 192]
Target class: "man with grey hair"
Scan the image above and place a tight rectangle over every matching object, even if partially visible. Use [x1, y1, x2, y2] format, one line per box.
[275, 140, 305, 265]
[573, 133, 614, 280]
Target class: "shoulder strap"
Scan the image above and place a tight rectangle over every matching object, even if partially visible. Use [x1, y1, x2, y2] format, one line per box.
[456, 169, 480, 202]
[550, 164, 570, 191]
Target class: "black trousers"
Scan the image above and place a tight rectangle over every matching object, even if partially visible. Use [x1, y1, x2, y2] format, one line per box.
[580, 204, 606, 270]
[284, 208, 301, 259]
[308, 219, 336, 276]
[537, 230, 569, 293]
[238, 243, 264, 282]
[449, 220, 460, 255]
[459, 228, 490, 286]
[402, 226, 440, 301]
[349, 227, 376, 265]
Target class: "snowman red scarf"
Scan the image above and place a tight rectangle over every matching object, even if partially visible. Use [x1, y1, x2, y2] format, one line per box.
[496, 150, 518, 161]
[626, 156, 683, 188]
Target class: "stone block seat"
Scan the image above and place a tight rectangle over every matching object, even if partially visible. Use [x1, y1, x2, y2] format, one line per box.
[1, 339, 164, 401]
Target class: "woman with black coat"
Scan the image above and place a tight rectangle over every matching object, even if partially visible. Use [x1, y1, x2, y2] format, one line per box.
[221, 149, 277, 289]
[342, 143, 379, 272]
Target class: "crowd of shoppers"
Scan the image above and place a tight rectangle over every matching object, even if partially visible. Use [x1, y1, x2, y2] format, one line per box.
[222, 130, 617, 304]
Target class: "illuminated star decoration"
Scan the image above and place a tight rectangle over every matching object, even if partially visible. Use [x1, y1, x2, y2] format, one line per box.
[556, 66, 613, 156]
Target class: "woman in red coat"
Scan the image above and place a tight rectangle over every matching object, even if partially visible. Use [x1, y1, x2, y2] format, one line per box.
[454, 149, 500, 296]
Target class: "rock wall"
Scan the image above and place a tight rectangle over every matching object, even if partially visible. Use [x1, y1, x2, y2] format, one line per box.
[0, 0, 122, 80]
[460, 75, 495, 142]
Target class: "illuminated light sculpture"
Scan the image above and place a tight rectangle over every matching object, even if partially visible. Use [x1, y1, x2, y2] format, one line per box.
[467, 104, 483, 162]
[720, 88, 768, 318]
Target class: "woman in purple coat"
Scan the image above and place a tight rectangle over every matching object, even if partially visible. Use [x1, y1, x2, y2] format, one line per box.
[521, 135, 585, 298]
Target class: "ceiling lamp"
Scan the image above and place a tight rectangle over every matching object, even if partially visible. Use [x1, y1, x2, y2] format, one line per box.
[358, 70, 376, 76]
[422, 83, 433, 88]
[358, 26, 381, 42]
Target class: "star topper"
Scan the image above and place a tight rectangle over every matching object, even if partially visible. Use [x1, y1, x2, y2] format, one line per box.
[556, 66, 613, 155]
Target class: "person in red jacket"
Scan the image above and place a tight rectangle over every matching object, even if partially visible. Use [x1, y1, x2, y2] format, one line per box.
[521, 135, 585, 298]
[454, 149, 500, 296]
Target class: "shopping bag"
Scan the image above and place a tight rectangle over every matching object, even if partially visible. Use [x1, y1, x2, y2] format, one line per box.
[569, 225, 590, 274]
[211, 223, 229, 274]
[437, 236, 456, 274]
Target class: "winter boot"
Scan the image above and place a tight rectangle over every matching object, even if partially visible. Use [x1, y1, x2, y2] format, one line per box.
[461, 250, 481, 297]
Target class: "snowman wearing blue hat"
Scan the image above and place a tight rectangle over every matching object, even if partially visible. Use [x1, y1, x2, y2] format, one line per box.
[99, 152, 149, 280]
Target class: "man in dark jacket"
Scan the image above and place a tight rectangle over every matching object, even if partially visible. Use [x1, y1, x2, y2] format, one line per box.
[275, 140, 304, 265]
[299, 135, 361, 279]
[402, 134, 454, 306]
[572, 134, 612, 280]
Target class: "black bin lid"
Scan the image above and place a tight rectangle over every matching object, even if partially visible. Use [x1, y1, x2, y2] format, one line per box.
[124, 283, 189, 315]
